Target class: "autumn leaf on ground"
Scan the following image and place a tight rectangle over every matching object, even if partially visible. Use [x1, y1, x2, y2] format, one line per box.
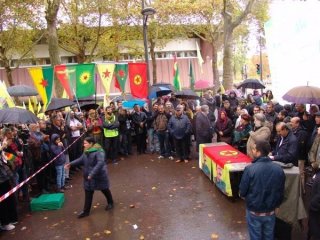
[104, 230, 111, 235]
[208, 213, 213, 218]
[136, 190, 141, 193]
[130, 204, 135, 208]
[21, 226, 27, 231]
[192, 166, 196, 168]
[44, 217, 48, 220]
[93, 232, 100, 237]
[85, 238, 90, 240]
[139, 235, 145, 240]
[211, 233, 219, 239]
[152, 187, 157, 190]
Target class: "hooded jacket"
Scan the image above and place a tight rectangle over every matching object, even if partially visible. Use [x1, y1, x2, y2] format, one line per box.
[50, 134, 66, 166]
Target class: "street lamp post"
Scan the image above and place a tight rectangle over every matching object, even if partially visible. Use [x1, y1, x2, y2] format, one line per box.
[141, 2, 156, 90]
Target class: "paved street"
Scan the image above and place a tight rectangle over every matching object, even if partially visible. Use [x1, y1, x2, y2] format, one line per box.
[0, 152, 307, 240]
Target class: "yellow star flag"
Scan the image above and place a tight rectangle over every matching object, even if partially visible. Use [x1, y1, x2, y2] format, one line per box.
[0, 81, 15, 108]
[37, 102, 42, 113]
[28, 98, 35, 113]
[28, 67, 48, 107]
[97, 63, 115, 96]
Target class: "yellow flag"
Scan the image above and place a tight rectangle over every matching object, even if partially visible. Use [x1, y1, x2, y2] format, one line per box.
[22, 101, 26, 109]
[103, 94, 109, 110]
[28, 98, 35, 113]
[37, 102, 41, 113]
[0, 81, 15, 108]
[97, 63, 115, 96]
[28, 67, 48, 107]
[220, 84, 226, 95]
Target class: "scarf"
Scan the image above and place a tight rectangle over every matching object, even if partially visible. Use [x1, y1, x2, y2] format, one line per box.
[85, 143, 104, 153]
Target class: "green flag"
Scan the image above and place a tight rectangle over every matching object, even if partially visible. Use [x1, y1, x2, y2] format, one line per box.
[76, 63, 95, 98]
[189, 61, 195, 90]
[114, 63, 128, 92]
[173, 55, 181, 91]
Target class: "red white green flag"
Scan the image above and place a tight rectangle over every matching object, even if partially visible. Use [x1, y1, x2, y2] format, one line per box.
[128, 63, 148, 99]
[54, 65, 74, 99]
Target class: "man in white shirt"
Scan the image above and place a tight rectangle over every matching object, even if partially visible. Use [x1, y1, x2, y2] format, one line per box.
[68, 111, 83, 162]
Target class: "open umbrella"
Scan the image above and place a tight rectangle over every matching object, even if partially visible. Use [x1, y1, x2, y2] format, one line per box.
[7, 85, 38, 97]
[194, 80, 213, 90]
[46, 98, 75, 112]
[79, 102, 100, 111]
[152, 83, 175, 91]
[237, 79, 265, 89]
[282, 85, 320, 104]
[149, 86, 172, 99]
[0, 107, 38, 124]
[175, 89, 200, 99]
[122, 100, 146, 109]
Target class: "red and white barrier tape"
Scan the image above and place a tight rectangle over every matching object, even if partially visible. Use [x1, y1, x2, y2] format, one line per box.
[0, 132, 86, 203]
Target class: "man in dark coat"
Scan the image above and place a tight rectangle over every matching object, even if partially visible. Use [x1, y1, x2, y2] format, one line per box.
[168, 105, 192, 163]
[131, 104, 147, 154]
[290, 117, 308, 193]
[195, 105, 213, 152]
[308, 168, 320, 240]
[270, 122, 298, 165]
[66, 137, 113, 218]
[239, 139, 285, 240]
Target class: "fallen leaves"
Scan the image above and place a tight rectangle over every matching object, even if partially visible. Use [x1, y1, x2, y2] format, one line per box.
[151, 187, 157, 190]
[130, 204, 135, 208]
[104, 230, 111, 235]
[139, 235, 145, 240]
[211, 233, 219, 239]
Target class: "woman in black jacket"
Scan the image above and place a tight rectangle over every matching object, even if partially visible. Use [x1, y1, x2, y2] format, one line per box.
[0, 137, 18, 231]
[308, 169, 320, 240]
[66, 137, 114, 218]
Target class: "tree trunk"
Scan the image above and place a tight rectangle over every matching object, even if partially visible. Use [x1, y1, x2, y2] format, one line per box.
[150, 39, 157, 84]
[45, 0, 63, 97]
[211, 44, 219, 94]
[222, 29, 234, 91]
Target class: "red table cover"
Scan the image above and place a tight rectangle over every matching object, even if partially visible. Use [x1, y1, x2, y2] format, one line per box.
[203, 144, 251, 167]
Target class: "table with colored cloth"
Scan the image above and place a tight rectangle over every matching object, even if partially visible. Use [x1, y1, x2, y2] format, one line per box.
[199, 142, 252, 197]
[199, 142, 307, 225]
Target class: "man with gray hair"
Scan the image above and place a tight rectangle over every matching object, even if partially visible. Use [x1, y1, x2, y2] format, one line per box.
[195, 105, 213, 151]
[247, 113, 271, 159]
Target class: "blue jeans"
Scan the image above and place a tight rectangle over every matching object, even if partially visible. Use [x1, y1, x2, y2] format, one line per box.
[157, 131, 171, 157]
[147, 128, 160, 153]
[246, 209, 275, 240]
[55, 165, 65, 190]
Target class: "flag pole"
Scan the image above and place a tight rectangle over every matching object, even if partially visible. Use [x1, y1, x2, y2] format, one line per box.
[72, 87, 81, 111]
[94, 73, 97, 106]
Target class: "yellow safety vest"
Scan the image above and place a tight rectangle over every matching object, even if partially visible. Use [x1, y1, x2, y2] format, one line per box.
[103, 115, 119, 138]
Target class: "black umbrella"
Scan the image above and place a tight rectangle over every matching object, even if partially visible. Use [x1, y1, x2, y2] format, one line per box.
[175, 89, 200, 99]
[236, 79, 265, 89]
[46, 98, 75, 112]
[152, 83, 175, 91]
[79, 102, 100, 111]
[7, 85, 38, 97]
[149, 86, 172, 99]
[0, 107, 38, 124]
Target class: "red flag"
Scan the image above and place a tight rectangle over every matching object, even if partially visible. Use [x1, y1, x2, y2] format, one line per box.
[54, 65, 73, 99]
[128, 63, 148, 99]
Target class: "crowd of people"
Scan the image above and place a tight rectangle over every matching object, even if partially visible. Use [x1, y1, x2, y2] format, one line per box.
[0, 89, 319, 239]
